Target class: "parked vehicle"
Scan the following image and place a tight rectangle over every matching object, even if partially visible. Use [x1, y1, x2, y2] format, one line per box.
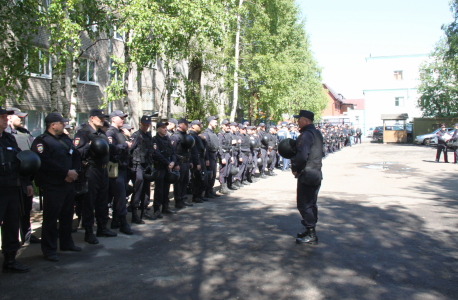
[366, 127, 374, 137]
[373, 126, 383, 141]
[415, 128, 453, 145]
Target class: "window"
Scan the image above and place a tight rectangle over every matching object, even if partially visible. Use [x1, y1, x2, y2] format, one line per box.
[395, 97, 404, 107]
[25, 111, 44, 137]
[394, 70, 403, 80]
[77, 113, 88, 126]
[29, 49, 51, 78]
[78, 58, 97, 84]
[171, 81, 179, 97]
[113, 26, 124, 41]
[109, 59, 124, 83]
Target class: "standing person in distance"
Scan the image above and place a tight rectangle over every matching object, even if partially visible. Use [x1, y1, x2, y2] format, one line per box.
[217, 120, 234, 194]
[201, 116, 220, 198]
[188, 120, 209, 203]
[436, 123, 449, 163]
[449, 123, 458, 164]
[266, 126, 278, 176]
[291, 110, 323, 245]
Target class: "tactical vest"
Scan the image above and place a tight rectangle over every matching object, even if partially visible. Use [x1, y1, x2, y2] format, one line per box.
[132, 130, 152, 164]
[13, 130, 33, 150]
[233, 133, 241, 151]
[174, 130, 191, 157]
[81, 126, 110, 165]
[153, 135, 173, 168]
[241, 134, 251, 152]
[302, 128, 323, 171]
[268, 133, 277, 149]
[35, 133, 73, 186]
[205, 129, 219, 152]
[0, 133, 21, 187]
[107, 127, 130, 168]
[221, 132, 232, 151]
[190, 131, 206, 156]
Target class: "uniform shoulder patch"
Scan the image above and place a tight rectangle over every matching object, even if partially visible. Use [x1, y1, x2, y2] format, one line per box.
[108, 136, 113, 144]
[153, 143, 157, 149]
[37, 143, 44, 153]
[74, 138, 80, 146]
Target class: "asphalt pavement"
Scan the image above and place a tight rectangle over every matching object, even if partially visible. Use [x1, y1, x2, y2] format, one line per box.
[1, 143, 457, 300]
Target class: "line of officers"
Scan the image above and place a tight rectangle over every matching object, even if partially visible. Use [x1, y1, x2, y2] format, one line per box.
[319, 124, 362, 155]
[0, 105, 294, 273]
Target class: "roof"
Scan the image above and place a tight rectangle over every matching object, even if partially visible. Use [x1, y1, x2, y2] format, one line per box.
[343, 99, 365, 110]
[322, 83, 344, 103]
[381, 113, 409, 120]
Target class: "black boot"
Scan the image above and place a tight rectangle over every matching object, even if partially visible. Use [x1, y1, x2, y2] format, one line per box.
[228, 182, 239, 190]
[2, 251, 30, 273]
[205, 191, 216, 198]
[143, 211, 158, 220]
[267, 170, 274, 176]
[220, 183, 229, 195]
[119, 215, 133, 235]
[111, 215, 120, 229]
[131, 208, 145, 224]
[242, 180, 251, 185]
[210, 190, 221, 197]
[192, 196, 203, 203]
[162, 203, 177, 214]
[260, 172, 267, 178]
[247, 173, 253, 183]
[234, 180, 242, 188]
[96, 223, 118, 237]
[296, 227, 318, 245]
[84, 226, 99, 244]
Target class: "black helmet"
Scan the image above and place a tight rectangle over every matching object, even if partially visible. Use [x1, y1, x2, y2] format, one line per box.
[257, 157, 263, 167]
[126, 184, 134, 197]
[75, 180, 88, 195]
[278, 138, 296, 159]
[182, 135, 195, 149]
[89, 138, 109, 158]
[261, 135, 269, 146]
[267, 157, 272, 164]
[247, 162, 254, 171]
[143, 166, 160, 181]
[230, 164, 239, 175]
[17, 150, 41, 177]
[249, 140, 257, 150]
[165, 169, 180, 183]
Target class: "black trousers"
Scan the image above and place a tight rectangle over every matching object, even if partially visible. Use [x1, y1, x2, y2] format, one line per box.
[236, 153, 248, 181]
[174, 161, 190, 202]
[454, 148, 458, 163]
[296, 181, 320, 228]
[0, 187, 21, 253]
[82, 166, 109, 227]
[207, 152, 217, 192]
[132, 164, 151, 209]
[153, 168, 171, 207]
[260, 148, 267, 173]
[110, 168, 128, 217]
[267, 150, 277, 171]
[41, 183, 76, 256]
[192, 158, 208, 196]
[436, 145, 448, 162]
[219, 153, 231, 184]
[19, 194, 33, 243]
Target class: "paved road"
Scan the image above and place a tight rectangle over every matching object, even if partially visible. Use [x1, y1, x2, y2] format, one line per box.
[1, 143, 457, 300]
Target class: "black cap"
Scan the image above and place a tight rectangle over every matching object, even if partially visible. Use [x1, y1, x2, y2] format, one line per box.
[103, 121, 110, 128]
[293, 110, 314, 121]
[259, 122, 265, 127]
[157, 121, 169, 127]
[168, 118, 178, 126]
[141, 115, 152, 124]
[121, 123, 132, 130]
[45, 112, 69, 123]
[243, 121, 249, 126]
[110, 110, 128, 118]
[178, 118, 190, 124]
[89, 109, 108, 118]
[207, 116, 218, 123]
[246, 126, 254, 130]
[229, 122, 237, 127]
[221, 119, 229, 125]
[6, 107, 28, 117]
[190, 120, 203, 126]
[0, 106, 14, 115]
[269, 125, 276, 129]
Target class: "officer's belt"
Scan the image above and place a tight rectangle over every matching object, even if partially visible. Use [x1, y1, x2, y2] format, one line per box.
[221, 149, 232, 153]
[176, 155, 190, 163]
[89, 163, 107, 169]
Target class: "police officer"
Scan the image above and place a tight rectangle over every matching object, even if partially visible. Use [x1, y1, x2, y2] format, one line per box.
[32, 113, 82, 261]
[277, 122, 290, 172]
[130, 115, 156, 222]
[292, 110, 323, 245]
[74, 109, 118, 244]
[227, 122, 241, 190]
[258, 123, 268, 178]
[436, 123, 449, 163]
[0, 107, 30, 273]
[201, 116, 220, 198]
[237, 124, 251, 186]
[5, 107, 41, 244]
[218, 120, 234, 194]
[189, 120, 209, 203]
[266, 126, 278, 176]
[167, 118, 178, 137]
[151, 121, 177, 217]
[106, 110, 133, 235]
[171, 118, 199, 208]
[248, 126, 261, 182]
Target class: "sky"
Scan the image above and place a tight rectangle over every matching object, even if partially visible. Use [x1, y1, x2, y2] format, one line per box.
[297, 0, 454, 99]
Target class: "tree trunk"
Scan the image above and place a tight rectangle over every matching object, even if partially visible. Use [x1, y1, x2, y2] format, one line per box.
[60, 66, 69, 117]
[230, 0, 244, 122]
[187, 56, 203, 117]
[50, 53, 59, 112]
[69, 57, 79, 129]
[123, 31, 131, 122]
[166, 66, 172, 119]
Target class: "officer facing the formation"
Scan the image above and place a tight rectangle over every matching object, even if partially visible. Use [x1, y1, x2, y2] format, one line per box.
[151, 121, 177, 217]
[266, 125, 278, 176]
[5, 107, 41, 244]
[32, 113, 82, 261]
[218, 120, 235, 194]
[74, 109, 118, 244]
[189, 120, 210, 203]
[171, 118, 199, 208]
[0, 107, 31, 273]
[291, 110, 323, 245]
[130, 115, 156, 223]
[436, 123, 449, 163]
[106, 110, 133, 235]
[201, 116, 220, 198]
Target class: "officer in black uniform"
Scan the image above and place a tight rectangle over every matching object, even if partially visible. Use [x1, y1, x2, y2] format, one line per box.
[32, 113, 82, 261]
[258, 123, 268, 178]
[130, 115, 156, 223]
[436, 123, 449, 163]
[238, 124, 251, 186]
[248, 126, 261, 182]
[0, 107, 30, 273]
[218, 120, 234, 194]
[201, 116, 220, 198]
[5, 107, 41, 244]
[189, 120, 209, 203]
[232, 123, 246, 188]
[227, 122, 241, 190]
[106, 110, 133, 235]
[171, 118, 199, 208]
[151, 121, 177, 217]
[266, 125, 278, 176]
[74, 109, 118, 244]
[292, 110, 323, 245]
